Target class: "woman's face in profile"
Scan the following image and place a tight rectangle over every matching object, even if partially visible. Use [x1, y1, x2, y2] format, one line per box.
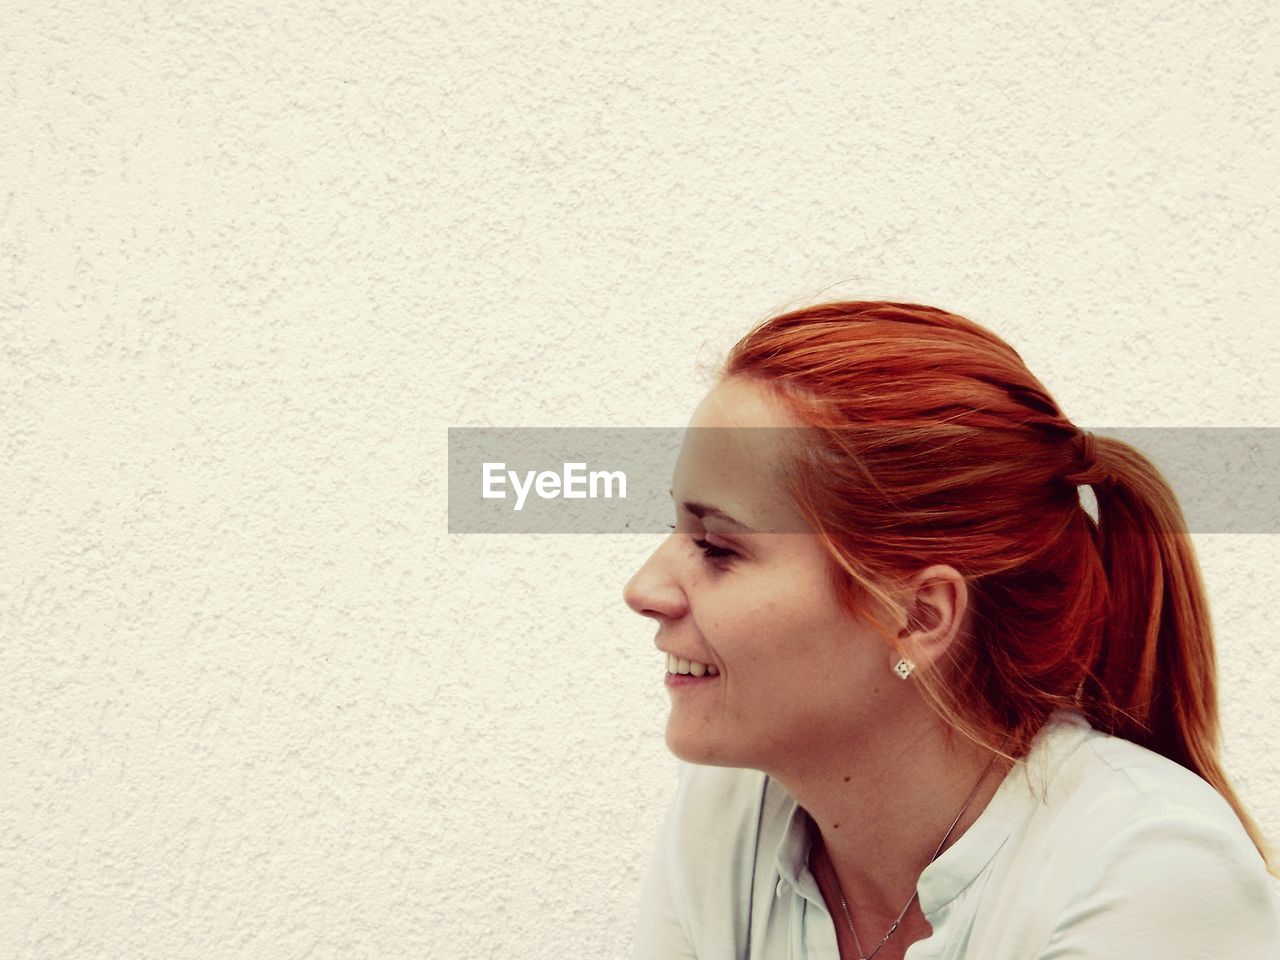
[624, 377, 906, 772]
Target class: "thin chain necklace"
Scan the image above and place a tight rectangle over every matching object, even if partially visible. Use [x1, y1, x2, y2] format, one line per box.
[821, 750, 1003, 960]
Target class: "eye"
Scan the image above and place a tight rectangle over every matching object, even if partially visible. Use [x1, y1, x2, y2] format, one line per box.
[666, 524, 737, 563]
[693, 538, 735, 561]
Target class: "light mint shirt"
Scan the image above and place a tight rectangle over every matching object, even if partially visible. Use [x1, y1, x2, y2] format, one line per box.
[633, 710, 1280, 959]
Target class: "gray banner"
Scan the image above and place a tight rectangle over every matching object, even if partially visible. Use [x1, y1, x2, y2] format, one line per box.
[447, 427, 1280, 534]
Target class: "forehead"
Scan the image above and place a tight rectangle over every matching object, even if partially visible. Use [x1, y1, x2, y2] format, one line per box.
[690, 376, 796, 430]
[672, 378, 809, 533]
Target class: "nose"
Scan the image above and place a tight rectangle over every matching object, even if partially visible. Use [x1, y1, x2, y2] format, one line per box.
[623, 537, 688, 622]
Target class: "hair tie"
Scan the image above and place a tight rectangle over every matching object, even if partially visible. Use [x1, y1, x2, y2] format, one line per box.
[1067, 429, 1110, 488]
[1078, 430, 1097, 470]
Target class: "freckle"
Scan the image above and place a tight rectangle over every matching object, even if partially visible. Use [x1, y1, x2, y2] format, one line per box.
[843, 776, 850, 782]
[833, 823, 839, 829]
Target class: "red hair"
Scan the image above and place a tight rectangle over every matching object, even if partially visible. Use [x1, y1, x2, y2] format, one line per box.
[722, 299, 1272, 870]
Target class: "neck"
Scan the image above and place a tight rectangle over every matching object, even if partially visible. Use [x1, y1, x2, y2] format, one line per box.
[768, 710, 1011, 920]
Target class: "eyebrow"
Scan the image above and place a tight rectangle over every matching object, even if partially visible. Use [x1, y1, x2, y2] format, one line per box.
[669, 489, 755, 531]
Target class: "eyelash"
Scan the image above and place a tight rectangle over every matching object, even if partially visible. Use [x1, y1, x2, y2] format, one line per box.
[666, 523, 736, 562]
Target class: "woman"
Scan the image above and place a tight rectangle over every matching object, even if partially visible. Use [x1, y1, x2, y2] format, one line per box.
[623, 300, 1280, 959]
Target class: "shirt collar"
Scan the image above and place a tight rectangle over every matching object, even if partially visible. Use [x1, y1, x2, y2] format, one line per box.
[774, 793, 813, 897]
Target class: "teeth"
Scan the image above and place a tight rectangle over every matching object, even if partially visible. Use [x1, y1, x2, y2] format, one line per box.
[666, 654, 718, 676]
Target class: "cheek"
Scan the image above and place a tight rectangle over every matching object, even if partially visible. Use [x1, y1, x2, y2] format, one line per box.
[697, 566, 845, 664]
[719, 606, 822, 673]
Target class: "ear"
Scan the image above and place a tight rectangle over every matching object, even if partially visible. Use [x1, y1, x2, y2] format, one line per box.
[892, 564, 968, 673]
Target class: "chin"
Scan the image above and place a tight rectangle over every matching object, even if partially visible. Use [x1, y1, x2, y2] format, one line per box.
[665, 725, 740, 768]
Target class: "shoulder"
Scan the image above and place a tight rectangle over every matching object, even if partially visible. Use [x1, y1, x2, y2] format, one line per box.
[1001, 718, 1280, 954]
[1031, 720, 1259, 850]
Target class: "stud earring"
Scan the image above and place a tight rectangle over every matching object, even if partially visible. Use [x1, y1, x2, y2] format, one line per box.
[893, 657, 915, 680]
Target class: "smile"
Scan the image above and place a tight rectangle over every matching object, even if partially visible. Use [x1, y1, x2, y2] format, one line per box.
[666, 653, 719, 676]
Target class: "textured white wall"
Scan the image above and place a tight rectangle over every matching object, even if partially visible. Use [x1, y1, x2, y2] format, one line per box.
[3, 1, 1278, 957]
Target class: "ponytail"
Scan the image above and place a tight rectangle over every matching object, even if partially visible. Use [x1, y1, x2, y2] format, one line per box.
[1066, 433, 1273, 870]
